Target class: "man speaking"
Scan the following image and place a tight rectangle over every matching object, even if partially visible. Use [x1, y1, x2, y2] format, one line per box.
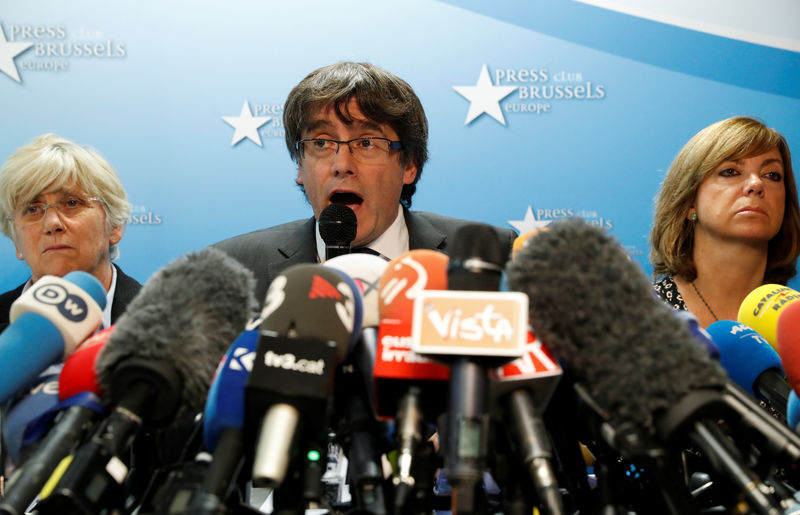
[214, 61, 516, 301]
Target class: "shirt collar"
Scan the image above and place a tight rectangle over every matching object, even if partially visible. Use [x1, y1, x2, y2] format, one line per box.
[315, 204, 408, 262]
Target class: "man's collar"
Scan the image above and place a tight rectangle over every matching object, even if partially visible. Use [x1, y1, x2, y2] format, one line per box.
[315, 204, 408, 262]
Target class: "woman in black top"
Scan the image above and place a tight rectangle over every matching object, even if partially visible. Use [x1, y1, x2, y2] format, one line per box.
[651, 116, 800, 327]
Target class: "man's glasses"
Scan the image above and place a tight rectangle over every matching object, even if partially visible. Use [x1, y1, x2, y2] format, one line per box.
[296, 137, 402, 164]
[9, 195, 105, 225]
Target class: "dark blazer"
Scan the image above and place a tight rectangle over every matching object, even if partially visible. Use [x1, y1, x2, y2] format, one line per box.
[213, 208, 518, 303]
[0, 264, 142, 334]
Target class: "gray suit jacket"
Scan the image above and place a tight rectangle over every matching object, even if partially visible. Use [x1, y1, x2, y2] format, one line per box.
[213, 209, 517, 304]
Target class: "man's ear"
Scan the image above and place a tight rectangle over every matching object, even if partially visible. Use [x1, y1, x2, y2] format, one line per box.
[402, 162, 417, 185]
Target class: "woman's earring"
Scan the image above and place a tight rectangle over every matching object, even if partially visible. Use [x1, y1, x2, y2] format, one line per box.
[689, 213, 698, 222]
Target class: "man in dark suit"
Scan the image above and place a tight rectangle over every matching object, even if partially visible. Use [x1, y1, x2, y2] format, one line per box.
[214, 61, 516, 303]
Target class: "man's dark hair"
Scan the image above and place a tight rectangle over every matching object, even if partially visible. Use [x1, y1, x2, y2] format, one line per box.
[283, 61, 428, 208]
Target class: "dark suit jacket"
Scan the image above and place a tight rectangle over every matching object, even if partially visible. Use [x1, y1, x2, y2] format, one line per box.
[0, 264, 142, 334]
[213, 208, 518, 303]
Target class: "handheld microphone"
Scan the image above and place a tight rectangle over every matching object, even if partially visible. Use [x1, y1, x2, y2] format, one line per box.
[776, 300, 800, 394]
[788, 390, 800, 430]
[245, 263, 361, 508]
[489, 331, 564, 515]
[0, 327, 113, 515]
[319, 204, 357, 261]
[178, 328, 260, 514]
[738, 284, 800, 351]
[706, 320, 790, 421]
[35, 248, 257, 514]
[325, 253, 389, 513]
[507, 218, 800, 515]
[374, 249, 451, 419]
[413, 223, 524, 514]
[372, 249, 450, 512]
[674, 310, 719, 360]
[0, 272, 106, 405]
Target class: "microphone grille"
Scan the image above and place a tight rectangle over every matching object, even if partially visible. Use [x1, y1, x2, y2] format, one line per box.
[319, 204, 357, 246]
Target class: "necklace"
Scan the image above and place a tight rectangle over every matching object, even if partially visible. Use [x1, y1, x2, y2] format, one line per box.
[691, 281, 719, 322]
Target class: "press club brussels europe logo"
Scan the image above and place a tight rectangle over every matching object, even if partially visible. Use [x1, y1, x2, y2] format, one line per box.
[0, 21, 127, 84]
[453, 64, 606, 125]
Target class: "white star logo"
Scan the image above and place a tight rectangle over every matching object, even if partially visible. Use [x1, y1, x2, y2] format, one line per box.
[222, 101, 270, 147]
[453, 64, 517, 125]
[508, 206, 552, 234]
[0, 24, 33, 83]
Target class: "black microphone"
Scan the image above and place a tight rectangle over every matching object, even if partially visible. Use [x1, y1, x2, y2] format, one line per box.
[34, 248, 257, 515]
[490, 333, 565, 515]
[445, 224, 503, 514]
[244, 263, 361, 512]
[420, 223, 522, 514]
[319, 204, 357, 261]
[506, 218, 800, 515]
[325, 253, 389, 514]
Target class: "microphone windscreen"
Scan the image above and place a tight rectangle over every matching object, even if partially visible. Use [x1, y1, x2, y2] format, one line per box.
[512, 228, 549, 259]
[203, 328, 259, 450]
[705, 320, 782, 396]
[260, 263, 362, 363]
[97, 247, 258, 419]
[374, 250, 450, 418]
[777, 300, 800, 391]
[319, 204, 357, 247]
[0, 272, 105, 405]
[379, 249, 449, 321]
[738, 284, 800, 350]
[788, 390, 800, 429]
[674, 310, 720, 359]
[59, 326, 114, 400]
[447, 223, 505, 291]
[324, 253, 388, 328]
[505, 218, 727, 433]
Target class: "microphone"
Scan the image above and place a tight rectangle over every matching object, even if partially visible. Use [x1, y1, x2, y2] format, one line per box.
[245, 263, 361, 510]
[674, 310, 720, 360]
[776, 300, 800, 394]
[506, 218, 800, 515]
[413, 223, 525, 514]
[489, 331, 564, 515]
[738, 284, 800, 351]
[319, 204, 357, 261]
[0, 327, 113, 515]
[35, 247, 257, 514]
[788, 390, 800, 430]
[0, 271, 106, 404]
[374, 249, 451, 420]
[375, 249, 451, 512]
[324, 253, 389, 513]
[177, 328, 260, 514]
[706, 320, 790, 421]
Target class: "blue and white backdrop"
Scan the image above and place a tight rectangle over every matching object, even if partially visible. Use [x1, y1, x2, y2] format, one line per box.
[1, 0, 799, 292]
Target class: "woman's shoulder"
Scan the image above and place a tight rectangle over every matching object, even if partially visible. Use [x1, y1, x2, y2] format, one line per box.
[652, 275, 687, 311]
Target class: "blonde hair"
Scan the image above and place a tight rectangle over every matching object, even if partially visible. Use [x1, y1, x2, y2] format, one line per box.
[650, 116, 800, 284]
[0, 134, 131, 259]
